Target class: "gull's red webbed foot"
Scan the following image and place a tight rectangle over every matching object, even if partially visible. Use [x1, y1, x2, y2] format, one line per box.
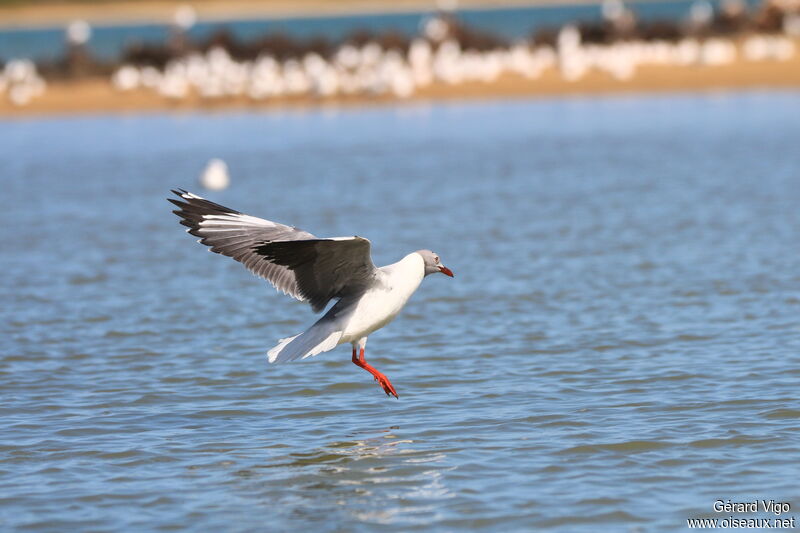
[373, 371, 398, 398]
[352, 346, 399, 399]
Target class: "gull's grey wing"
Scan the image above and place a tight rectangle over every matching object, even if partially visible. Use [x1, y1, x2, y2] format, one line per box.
[169, 189, 316, 303]
[168, 189, 377, 312]
[253, 237, 377, 312]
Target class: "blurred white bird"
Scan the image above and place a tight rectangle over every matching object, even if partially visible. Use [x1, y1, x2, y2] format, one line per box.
[200, 159, 230, 191]
[173, 4, 197, 30]
[66, 20, 91, 45]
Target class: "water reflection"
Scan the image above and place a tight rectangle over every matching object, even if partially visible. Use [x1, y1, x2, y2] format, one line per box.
[226, 427, 456, 526]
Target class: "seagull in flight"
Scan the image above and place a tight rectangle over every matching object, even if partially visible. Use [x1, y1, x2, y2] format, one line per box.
[168, 189, 454, 398]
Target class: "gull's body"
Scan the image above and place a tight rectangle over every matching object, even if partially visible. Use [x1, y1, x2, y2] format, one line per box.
[169, 190, 453, 398]
[338, 253, 425, 344]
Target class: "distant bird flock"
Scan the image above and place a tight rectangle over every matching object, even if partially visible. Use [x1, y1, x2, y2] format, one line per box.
[107, 33, 793, 100]
[2, 0, 799, 106]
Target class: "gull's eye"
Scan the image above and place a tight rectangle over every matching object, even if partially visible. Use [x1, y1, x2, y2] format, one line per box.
[435, 256, 439, 263]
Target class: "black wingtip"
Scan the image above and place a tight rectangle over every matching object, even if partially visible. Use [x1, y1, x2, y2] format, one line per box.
[168, 189, 197, 211]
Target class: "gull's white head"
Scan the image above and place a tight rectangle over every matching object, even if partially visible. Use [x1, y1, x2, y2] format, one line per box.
[416, 249, 454, 278]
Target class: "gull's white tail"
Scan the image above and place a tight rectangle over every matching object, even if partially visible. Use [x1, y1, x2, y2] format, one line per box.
[268, 320, 344, 363]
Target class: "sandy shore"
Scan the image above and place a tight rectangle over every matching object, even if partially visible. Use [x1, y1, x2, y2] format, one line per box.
[2, 52, 799, 118]
[0, 0, 575, 27]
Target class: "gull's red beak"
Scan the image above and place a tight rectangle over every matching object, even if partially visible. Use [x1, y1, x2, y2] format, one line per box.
[438, 265, 454, 277]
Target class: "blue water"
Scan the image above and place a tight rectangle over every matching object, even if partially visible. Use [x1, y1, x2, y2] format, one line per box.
[2, 91, 800, 531]
[0, 0, 761, 62]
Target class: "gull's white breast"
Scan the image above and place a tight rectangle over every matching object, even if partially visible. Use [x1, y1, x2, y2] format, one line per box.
[340, 253, 425, 343]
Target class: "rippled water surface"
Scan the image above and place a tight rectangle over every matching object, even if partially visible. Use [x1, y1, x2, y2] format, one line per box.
[2, 92, 800, 532]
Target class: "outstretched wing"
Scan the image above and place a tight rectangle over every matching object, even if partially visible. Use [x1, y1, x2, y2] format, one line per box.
[168, 189, 377, 312]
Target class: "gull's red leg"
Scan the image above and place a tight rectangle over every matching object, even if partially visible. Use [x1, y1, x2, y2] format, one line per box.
[351, 346, 398, 398]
